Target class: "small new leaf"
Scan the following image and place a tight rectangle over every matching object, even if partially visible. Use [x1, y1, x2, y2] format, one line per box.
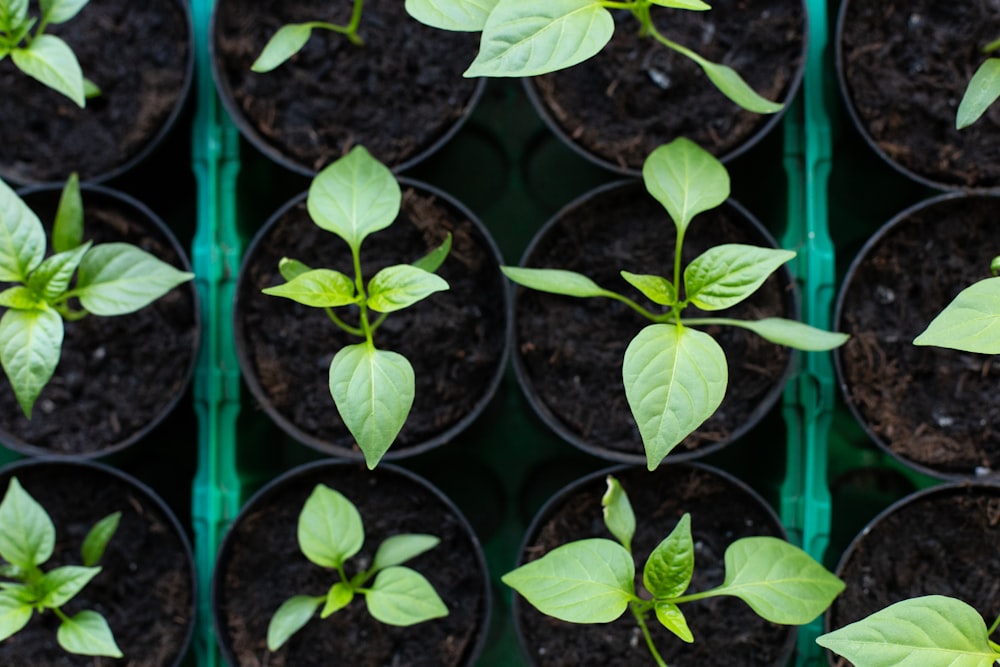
[502, 266, 611, 298]
[26, 242, 90, 302]
[958, 58, 1000, 130]
[267, 595, 323, 651]
[321, 582, 353, 619]
[0, 477, 54, 570]
[277, 257, 312, 282]
[297, 484, 364, 569]
[81, 512, 120, 567]
[74, 243, 193, 316]
[643, 513, 694, 599]
[684, 245, 795, 311]
[367, 265, 449, 313]
[643, 138, 730, 233]
[372, 534, 441, 571]
[365, 566, 449, 626]
[655, 601, 694, 643]
[914, 277, 1000, 354]
[262, 268, 357, 308]
[52, 172, 83, 253]
[56, 610, 122, 658]
[601, 475, 635, 553]
[0, 286, 44, 310]
[621, 271, 676, 307]
[11, 34, 85, 107]
[411, 233, 452, 274]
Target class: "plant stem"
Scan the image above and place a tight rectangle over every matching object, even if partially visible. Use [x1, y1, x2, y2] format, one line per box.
[988, 613, 1000, 637]
[670, 226, 687, 327]
[351, 246, 375, 349]
[630, 601, 669, 667]
[603, 291, 664, 323]
[324, 308, 364, 337]
[320, 0, 365, 46]
[984, 37, 1000, 54]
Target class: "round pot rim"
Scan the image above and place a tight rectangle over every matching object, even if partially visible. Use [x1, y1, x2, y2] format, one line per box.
[833, 190, 999, 481]
[510, 178, 799, 465]
[210, 459, 492, 667]
[0, 456, 198, 667]
[233, 175, 511, 462]
[510, 460, 795, 666]
[522, 0, 809, 177]
[0, 182, 201, 460]
[208, 4, 485, 177]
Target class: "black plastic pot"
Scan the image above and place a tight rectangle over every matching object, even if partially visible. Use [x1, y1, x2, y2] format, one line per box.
[212, 460, 492, 666]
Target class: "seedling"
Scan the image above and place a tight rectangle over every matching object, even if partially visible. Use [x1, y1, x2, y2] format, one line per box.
[0, 0, 99, 107]
[913, 256, 1000, 354]
[504, 475, 844, 666]
[0, 174, 194, 419]
[251, 0, 366, 72]
[503, 137, 848, 469]
[267, 483, 447, 651]
[957, 38, 1000, 129]
[0, 477, 122, 657]
[261, 145, 450, 469]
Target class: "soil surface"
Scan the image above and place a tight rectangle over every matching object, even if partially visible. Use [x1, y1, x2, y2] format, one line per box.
[0, 463, 195, 666]
[530, 0, 805, 172]
[0, 190, 198, 456]
[212, 0, 481, 172]
[839, 0, 1000, 189]
[837, 195, 1000, 476]
[215, 463, 489, 666]
[515, 183, 794, 460]
[827, 484, 1000, 667]
[516, 465, 792, 666]
[236, 187, 508, 457]
[0, 0, 191, 184]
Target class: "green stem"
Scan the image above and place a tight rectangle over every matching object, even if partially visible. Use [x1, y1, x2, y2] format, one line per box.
[51, 303, 89, 321]
[324, 308, 364, 337]
[351, 246, 375, 350]
[675, 317, 744, 328]
[667, 589, 722, 606]
[317, 0, 365, 46]
[630, 601, 669, 667]
[603, 291, 665, 323]
[670, 227, 687, 326]
[52, 607, 70, 623]
[984, 37, 1000, 54]
[369, 311, 388, 334]
[988, 613, 1000, 637]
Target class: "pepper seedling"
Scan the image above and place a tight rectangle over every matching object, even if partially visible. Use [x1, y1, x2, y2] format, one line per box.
[251, 0, 367, 72]
[957, 38, 1000, 129]
[261, 145, 450, 469]
[267, 483, 447, 651]
[503, 137, 848, 470]
[503, 475, 844, 666]
[0, 477, 122, 657]
[0, 174, 194, 419]
[913, 255, 1000, 354]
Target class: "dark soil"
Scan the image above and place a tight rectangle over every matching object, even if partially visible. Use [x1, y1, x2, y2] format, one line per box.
[515, 183, 794, 459]
[0, 189, 198, 456]
[516, 465, 793, 666]
[0, 0, 191, 184]
[827, 484, 1000, 667]
[212, 0, 481, 172]
[236, 187, 508, 457]
[838, 0, 1000, 189]
[530, 0, 805, 173]
[215, 463, 489, 666]
[0, 462, 195, 666]
[836, 195, 1000, 476]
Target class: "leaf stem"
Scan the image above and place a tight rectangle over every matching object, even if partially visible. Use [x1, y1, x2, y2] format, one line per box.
[988, 613, 1000, 637]
[351, 246, 375, 350]
[603, 291, 664, 323]
[324, 308, 364, 337]
[319, 0, 366, 45]
[630, 601, 669, 667]
[670, 226, 687, 327]
[984, 37, 1000, 54]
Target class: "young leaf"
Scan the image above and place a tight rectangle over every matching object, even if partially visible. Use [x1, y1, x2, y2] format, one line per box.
[723, 317, 850, 351]
[958, 58, 1000, 130]
[0, 478, 55, 570]
[56, 610, 122, 658]
[36, 565, 100, 609]
[367, 265, 449, 313]
[73, 243, 193, 316]
[262, 269, 357, 308]
[651, 0, 710, 9]
[0, 0, 30, 31]
[81, 512, 120, 567]
[710, 536, 844, 625]
[0, 285, 45, 310]
[278, 257, 312, 282]
[465, 0, 614, 78]
[0, 307, 64, 418]
[914, 277, 1000, 354]
[25, 242, 90, 302]
[365, 566, 449, 626]
[655, 601, 694, 643]
[683, 245, 795, 311]
[643, 138, 730, 233]
[0, 176, 46, 282]
[643, 513, 694, 599]
[11, 34, 85, 107]
[411, 233, 452, 274]
[502, 538, 635, 624]
[405, 0, 497, 31]
[0, 588, 33, 643]
[690, 54, 783, 114]
[297, 484, 364, 569]
[601, 476, 635, 553]
[307, 146, 401, 253]
[39, 0, 90, 25]
[267, 595, 324, 651]
[320, 582, 354, 619]
[621, 271, 676, 307]
[329, 344, 415, 469]
[82, 77, 100, 98]
[622, 324, 728, 470]
[501, 266, 611, 298]
[251, 23, 317, 73]
[372, 534, 441, 571]
[52, 172, 83, 253]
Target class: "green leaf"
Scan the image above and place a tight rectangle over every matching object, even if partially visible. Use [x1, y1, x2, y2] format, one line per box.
[621, 271, 676, 306]
[958, 58, 1000, 129]
[251, 23, 317, 73]
[0, 285, 44, 310]
[297, 484, 364, 569]
[372, 534, 441, 571]
[365, 566, 449, 626]
[26, 241, 91, 302]
[501, 266, 610, 298]
[601, 475, 635, 553]
[411, 233, 452, 273]
[367, 265, 449, 313]
[405, 0, 498, 31]
[73, 243, 193, 316]
[711, 536, 844, 624]
[308, 146, 401, 253]
[320, 582, 354, 619]
[0, 478, 55, 570]
[502, 538, 635, 623]
[622, 324, 728, 470]
[684, 244, 795, 311]
[40, 0, 89, 24]
[0, 588, 33, 643]
[267, 595, 323, 651]
[262, 268, 357, 308]
[650, 0, 710, 8]
[11, 34, 85, 107]
[278, 257, 312, 282]
[57, 610, 122, 658]
[0, 0, 29, 31]
[36, 565, 100, 609]
[726, 317, 850, 351]
[465, 0, 613, 77]
[643, 513, 693, 599]
[82, 77, 100, 98]
[52, 172, 83, 253]
[0, 176, 45, 282]
[655, 601, 693, 643]
[914, 277, 1000, 353]
[329, 344, 415, 469]
[81, 512, 120, 567]
[642, 138, 730, 233]
[0, 307, 63, 418]
[690, 54, 783, 114]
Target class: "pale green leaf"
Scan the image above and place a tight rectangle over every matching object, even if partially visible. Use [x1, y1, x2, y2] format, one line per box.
[642, 138, 730, 233]
[465, 0, 613, 77]
[958, 58, 1000, 129]
[817, 596, 1000, 667]
[81, 512, 120, 567]
[0, 286, 44, 310]
[0, 0, 29, 30]
[684, 244, 795, 310]
[366, 566, 448, 626]
[82, 77, 100, 98]
[278, 257, 312, 282]
[320, 582, 354, 619]
[622, 324, 727, 470]
[502, 538, 634, 623]
[73, 243, 193, 316]
[688, 52, 783, 114]
[726, 317, 850, 351]
[501, 266, 610, 298]
[37, 565, 100, 609]
[52, 172, 83, 253]
[655, 601, 693, 643]
[251, 23, 316, 73]
[0, 478, 55, 570]
[0, 589, 33, 642]
[372, 534, 441, 571]
[405, 0, 498, 31]
[0, 176, 45, 282]
[40, 0, 89, 24]
[329, 344, 415, 469]
[367, 265, 449, 313]
[644, 514, 693, 599]
[650, 0, 710, 8]
[267, 595, 323, 651]
[601, 475, 635, 553]
[11, 34, 85, 107]
[297, 484, 364, 569]
[262, 268, 357, 308]
[411, 233, 452, 273]
[914, 277, 1000, 354]
[0, 307, 63, 418]
[621, 271, 676, 306]
[26, 242, 90, 302]
[57, 610, 121, 657]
